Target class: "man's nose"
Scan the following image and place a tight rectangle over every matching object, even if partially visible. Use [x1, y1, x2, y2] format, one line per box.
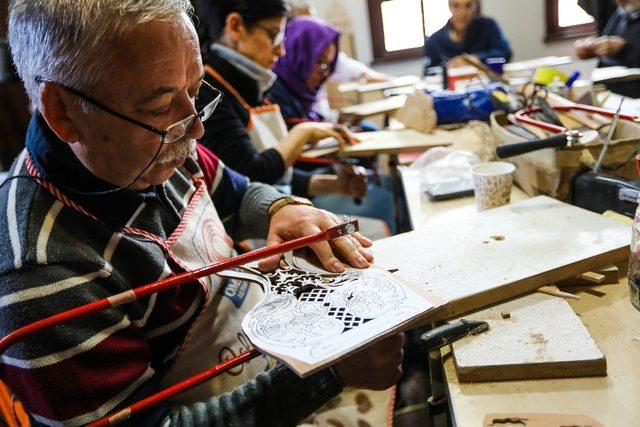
[186, 114, 205, 141]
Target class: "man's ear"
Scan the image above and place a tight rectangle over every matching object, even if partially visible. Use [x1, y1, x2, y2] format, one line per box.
[38, 82, 82, 144]
[225, 12, 246, 44]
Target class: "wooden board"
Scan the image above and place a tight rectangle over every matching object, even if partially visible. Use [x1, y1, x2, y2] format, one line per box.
[337, 75, 420, 95]
[241, 265, 447, 377]
[340, 95, 406, 118]
[451, 291, 606, 382]
[372, 196, 630, 321]
[303, 129, 453, 158]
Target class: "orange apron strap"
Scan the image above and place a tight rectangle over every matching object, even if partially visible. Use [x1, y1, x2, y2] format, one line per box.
[204, 65, 255, 132]
[0, 381, 30, 427]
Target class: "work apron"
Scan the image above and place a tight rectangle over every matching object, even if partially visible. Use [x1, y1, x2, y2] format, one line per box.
[25, 155, 269, 406]
[205, 65, 293, 194]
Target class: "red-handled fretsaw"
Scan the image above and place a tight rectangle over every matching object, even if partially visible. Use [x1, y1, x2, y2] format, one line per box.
[0, 220, 360, 426]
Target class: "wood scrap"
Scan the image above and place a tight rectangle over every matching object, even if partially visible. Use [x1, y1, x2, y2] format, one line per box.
[538, 285, 580, 300]
[452, 292, 605, 382]
[557, 264, 619, 287]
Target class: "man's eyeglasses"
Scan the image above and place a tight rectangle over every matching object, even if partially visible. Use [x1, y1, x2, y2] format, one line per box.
[254, 24, 286, 47]
[35, 76, 223, 144]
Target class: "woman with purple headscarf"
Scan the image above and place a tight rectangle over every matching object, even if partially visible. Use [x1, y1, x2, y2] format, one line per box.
[268, 16, 394, 233]
[269, 16, 341, 126]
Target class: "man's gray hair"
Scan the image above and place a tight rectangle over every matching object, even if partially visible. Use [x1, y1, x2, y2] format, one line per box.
[9, 0, 194, 107]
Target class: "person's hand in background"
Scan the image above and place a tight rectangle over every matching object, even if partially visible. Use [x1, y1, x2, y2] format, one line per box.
[591, 36, 626, 57]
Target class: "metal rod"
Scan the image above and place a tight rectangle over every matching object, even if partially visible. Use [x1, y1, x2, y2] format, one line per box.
[594, 97, 625, 173]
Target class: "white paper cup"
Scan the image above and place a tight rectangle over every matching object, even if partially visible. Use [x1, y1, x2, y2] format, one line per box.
[471, 162, 516, 211]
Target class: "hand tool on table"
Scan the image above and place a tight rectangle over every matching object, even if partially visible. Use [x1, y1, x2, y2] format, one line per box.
[420, 319, 489, 426]
[496, 128, 599, 158]
[496, 101, 639, 159]
[0, 220, 360, 426]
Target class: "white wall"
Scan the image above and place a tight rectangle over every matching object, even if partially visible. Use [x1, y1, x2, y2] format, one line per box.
[309, 0, 577, 76]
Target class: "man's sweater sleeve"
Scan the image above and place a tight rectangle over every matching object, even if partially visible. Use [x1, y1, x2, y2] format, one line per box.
[232, 181, 286, 241]
[166, 364, 343, 427]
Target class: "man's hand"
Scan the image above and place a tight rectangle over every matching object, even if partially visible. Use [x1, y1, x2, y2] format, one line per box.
[591, 36, 626, 57]
[259, 205, 374, 272]
[333, 333, 405, 390]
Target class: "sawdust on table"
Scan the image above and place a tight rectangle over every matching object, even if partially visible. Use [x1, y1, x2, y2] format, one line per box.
[530, 332, 549, 361]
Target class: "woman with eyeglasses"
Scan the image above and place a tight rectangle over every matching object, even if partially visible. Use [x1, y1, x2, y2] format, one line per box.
[197, 0, 395, 235]
[267, 16, 342, 129]
[268, 15, 379, 133]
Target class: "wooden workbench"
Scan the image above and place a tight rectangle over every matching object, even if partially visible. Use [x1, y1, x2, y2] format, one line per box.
[396, 166, 639, 425]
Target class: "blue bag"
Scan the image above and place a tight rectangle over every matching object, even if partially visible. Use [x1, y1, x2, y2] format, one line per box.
[427, 83, 506, 124]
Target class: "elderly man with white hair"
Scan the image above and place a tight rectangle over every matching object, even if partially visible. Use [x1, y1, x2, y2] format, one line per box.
[576, 0, 640, 97]
[0, 0, 404, 425]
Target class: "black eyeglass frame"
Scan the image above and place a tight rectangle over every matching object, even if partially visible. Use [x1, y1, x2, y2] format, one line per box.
[34, 76, 223, 144]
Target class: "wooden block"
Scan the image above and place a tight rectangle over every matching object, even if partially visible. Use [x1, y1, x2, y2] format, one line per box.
[372, 196, 630, 321]
[556, 264, 620, 287]
[484, 413, 603, 427]
[452, 292, 606, 382]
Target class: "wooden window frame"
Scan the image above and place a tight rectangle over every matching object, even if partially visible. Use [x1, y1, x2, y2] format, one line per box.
[545, 0, 597, 42]
[367, 0, 426, 63]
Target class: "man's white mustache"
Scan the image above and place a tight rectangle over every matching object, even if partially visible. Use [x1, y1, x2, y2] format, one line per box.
[156, 138, 197, 165]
